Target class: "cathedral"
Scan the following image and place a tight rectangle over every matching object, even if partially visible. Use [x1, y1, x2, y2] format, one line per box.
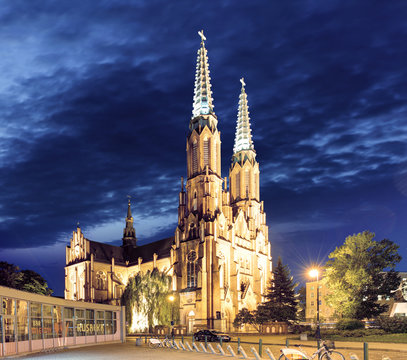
[65, 32, 271, 333]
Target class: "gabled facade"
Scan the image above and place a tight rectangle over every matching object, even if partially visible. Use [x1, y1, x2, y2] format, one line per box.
[65, 32, 271, 333]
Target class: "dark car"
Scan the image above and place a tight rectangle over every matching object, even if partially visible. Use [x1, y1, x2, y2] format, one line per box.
[193, 329, 231, 342]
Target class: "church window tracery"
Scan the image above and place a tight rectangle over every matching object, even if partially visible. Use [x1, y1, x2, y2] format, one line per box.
[245, 170, 250, 198]
[193, 191, 197, 211]
[96, 271, 107, 290]
[187, 250, 198, 288]
[203, 138, 210, 167]
[192, 141, 198, 173]
[235, 173, 240, 198]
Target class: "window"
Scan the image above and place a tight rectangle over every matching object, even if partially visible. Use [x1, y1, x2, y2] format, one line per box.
[96, 311, 105, 335]
[254, 175, 258, 199]
[53, 306, 63, 338]
[96, 271, 107, 290]
[43, 304, 53, 339]
[16, 300, 28, 341]
[203, 138, 210, 167]
[187, 251, 198, 288]
[86, 309, 95, 335]
[192, 141, 198, 173]
[76, 309, 86, 336]
[235, 173, 240, 198]
[4, 318, 15, 342]
[64, 307, 74, 337]
[193, 191, 197, 211]
[245, 170, 249, 198]
[3, 297, 15, 315]
[213, 141, 217, 172]
[30, 303, 42, 340]
[105, 311, 113, 335]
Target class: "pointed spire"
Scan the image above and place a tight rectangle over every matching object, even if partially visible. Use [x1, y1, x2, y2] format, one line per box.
[192, 30, 215, 119]
[233, 78, 254, 154]
[126, 195, 132, 219]
[122, 196, 137, 248]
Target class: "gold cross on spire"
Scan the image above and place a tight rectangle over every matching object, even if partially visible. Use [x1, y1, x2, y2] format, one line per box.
[240, 77, 246, 87]
[198, 30, 206, 43]
[127, 194, 131, 204]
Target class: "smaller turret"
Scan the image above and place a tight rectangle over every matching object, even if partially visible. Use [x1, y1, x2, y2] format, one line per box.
[122, 197, 137, 249]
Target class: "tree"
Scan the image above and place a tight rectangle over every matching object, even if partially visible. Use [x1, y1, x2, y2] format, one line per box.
[297, 286, 306, 321]
[0, 262, 53, 295]
[324, 231, 401, 319]
[258, 257, 298, 322]
[233, 308, 261, 331]
[0, 262, 22, 288]
[18, 270, 53, 296]
[122, 269, 179, 333]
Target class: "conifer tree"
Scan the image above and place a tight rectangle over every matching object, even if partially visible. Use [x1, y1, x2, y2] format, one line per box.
[258, 257, 298, 322]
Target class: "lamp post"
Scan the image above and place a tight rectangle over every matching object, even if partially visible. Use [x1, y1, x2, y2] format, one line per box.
[309, 269, 321, 340]
[168, 294, 175, 341]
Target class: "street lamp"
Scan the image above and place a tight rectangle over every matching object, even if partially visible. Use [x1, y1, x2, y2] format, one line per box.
[168, 294, 175, 340]
[309, 269, 321, 340]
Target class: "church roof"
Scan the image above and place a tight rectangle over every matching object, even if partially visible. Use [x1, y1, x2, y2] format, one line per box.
[126, 236, 174, 265]
[89, 236, 174, 266]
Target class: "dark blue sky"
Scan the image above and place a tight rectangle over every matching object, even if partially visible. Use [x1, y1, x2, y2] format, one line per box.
[0, 0, 406, 296]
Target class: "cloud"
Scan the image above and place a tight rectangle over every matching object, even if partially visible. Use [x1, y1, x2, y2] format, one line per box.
[0, 0, 406, 294]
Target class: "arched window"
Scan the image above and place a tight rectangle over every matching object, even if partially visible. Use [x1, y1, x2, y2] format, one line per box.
[213, 140, 217, 173]
[245, 170, 250, 198]
[235, 173, 240, 199]
[193, 191, 197, 211]
[254, 174, 258, 200]
[192, 141, 198, 173]
[187, 251, 197, 288]
[96, 271, 107, 290]
[203, 138, 210, 168]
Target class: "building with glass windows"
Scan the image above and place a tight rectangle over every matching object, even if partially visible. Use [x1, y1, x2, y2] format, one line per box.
[65, 32, 272, 333]
[0, 285, 124, 357]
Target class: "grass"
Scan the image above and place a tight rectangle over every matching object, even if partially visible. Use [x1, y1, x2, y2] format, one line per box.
[227, 333, 407, 345]
[318, 332, 407, 344]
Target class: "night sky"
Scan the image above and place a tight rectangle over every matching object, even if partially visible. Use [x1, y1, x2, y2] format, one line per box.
[1, 1, 406, 297]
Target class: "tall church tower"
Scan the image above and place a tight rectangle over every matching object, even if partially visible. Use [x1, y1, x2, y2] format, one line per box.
[175, 31, 224, 331]
[230, 78, 261, 212]
[175, 32, 271, 333]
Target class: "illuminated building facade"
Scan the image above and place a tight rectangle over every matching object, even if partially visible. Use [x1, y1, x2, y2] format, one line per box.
[65, 32, 271, 332]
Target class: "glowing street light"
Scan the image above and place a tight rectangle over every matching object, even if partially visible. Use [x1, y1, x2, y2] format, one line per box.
[168, 294, 175, 340]
[309, 268, 321, 340]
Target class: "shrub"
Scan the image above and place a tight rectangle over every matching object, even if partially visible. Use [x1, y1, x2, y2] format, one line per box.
[376, 316, 407, 333]
[306, 328, 386, 338]
[336, 318, 364, 330]
[290, 324, 312, 334]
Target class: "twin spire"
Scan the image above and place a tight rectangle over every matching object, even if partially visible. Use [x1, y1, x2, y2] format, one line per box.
[192, 31, 254, 155]
[233, 78, 254, 154]
[192, 30, 215, 119]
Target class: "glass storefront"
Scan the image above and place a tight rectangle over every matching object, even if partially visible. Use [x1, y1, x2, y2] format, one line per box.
[0, 293, 121, 356]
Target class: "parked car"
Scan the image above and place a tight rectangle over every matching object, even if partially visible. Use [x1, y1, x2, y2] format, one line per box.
[193, 329, 231, 342]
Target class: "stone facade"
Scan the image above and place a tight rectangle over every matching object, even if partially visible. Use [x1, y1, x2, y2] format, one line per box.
[65, 33, 271, 333]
